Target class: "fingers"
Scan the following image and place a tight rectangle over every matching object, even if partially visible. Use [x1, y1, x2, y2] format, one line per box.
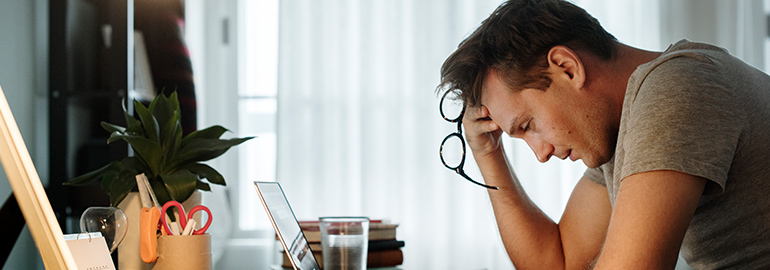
[462, 104, 504, 157]
[464, 105, 500, 133]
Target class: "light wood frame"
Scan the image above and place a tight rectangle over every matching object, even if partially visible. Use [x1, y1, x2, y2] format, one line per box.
[0, 84, 77, 269]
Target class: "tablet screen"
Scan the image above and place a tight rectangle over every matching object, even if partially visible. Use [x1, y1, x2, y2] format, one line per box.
[254, 181, 320, 270]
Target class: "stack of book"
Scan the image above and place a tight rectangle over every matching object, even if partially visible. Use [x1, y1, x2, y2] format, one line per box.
[281, 219, 405, 269]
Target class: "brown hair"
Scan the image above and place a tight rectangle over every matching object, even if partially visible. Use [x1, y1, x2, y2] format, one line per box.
[438, 0, 617, 106]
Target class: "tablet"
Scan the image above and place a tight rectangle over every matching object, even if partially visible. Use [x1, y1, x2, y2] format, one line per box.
[253, 181, 320, 270]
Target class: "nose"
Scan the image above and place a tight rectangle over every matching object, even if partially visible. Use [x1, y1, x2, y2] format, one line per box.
[524, 136, 554, 163]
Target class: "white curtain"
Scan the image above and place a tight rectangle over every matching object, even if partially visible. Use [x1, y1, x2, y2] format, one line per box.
[577, 0, 765, 67]
[658, 0, 765, 69]
[269, 0, 765, 269]
[276, 0, 514, 269]
[275, 0, 580, 269]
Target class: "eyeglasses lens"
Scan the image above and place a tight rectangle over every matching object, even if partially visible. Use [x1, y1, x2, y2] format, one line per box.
[440, 91, 463, 122]
[440, 134, 464, 169]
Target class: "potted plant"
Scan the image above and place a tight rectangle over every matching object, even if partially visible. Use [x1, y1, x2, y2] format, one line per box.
[65, 92, 253, 206]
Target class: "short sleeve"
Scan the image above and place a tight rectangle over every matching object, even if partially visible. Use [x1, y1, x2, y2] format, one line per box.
[619, 54, 746, 194]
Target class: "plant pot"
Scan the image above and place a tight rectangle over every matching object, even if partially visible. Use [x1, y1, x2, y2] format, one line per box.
[152, 234, 212, 270]
[117, 191, 203, 269]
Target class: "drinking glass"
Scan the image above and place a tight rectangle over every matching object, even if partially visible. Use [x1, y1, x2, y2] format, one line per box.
[319, 217, 369, 270]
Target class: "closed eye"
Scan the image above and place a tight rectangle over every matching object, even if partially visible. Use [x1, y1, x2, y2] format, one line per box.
[520, 119, 531, 132]
[507, 116, 531, 137]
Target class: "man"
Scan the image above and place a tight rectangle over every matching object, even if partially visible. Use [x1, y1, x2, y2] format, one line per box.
[438, 0, 770, 269]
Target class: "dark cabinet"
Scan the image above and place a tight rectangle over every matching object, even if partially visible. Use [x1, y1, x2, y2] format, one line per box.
[48, 0, 134, 233]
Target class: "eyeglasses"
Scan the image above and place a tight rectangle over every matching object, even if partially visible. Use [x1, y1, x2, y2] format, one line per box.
[439, 91, 498, 190]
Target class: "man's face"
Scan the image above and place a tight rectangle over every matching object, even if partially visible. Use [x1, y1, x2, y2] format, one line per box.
[480, 69, 616, 168]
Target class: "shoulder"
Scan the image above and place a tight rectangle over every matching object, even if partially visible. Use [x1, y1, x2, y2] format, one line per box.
[631, 40, 728, 93]
[625, 40, 738, 117]
[615, 41, 746, 195]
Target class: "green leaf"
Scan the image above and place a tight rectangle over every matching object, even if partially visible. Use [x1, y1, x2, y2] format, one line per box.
[171, 115, 183, 151]
[186, 163, 226, 185]
[64, 162, 121, 186]
[160, 170, 197, 202]
[181, 126, 228, 146]
[105, 133, 163, 173]
[125, 118, 144, 135]
[101, 122, 126, 134]
[106, 131, 128, 144]
[160, 110, 183, 167]
[168, 91, 180, 114]
[150, 93, 176, 137]
[100, 173, 117, 193]
[120, 156, 152, 177]
[169, 137, 253, 169]
[134, 99, 160, 144]
[147, 91, 160, 109]
[196, 180, 211, 191]
[123, 105, 142, 132]
[109, 170, 139, 206]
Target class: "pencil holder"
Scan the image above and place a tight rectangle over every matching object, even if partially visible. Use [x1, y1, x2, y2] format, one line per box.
[151, 234, 212, 270]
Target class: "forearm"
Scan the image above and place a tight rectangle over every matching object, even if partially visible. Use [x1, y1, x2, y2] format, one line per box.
[458, 104, 604, 268]
[591, 171, 705, 270]
[475, 149, 567, 269]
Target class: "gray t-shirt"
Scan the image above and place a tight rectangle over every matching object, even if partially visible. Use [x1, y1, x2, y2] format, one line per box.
[583, 40, 770, 269]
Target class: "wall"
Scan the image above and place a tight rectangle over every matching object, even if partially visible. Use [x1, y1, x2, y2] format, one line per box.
[660, 0, 766, 69]
[0, 0, 48, 269]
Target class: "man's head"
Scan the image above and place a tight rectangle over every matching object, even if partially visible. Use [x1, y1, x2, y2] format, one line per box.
[438, 0, 617, 106]
[438, 0, 620, 167]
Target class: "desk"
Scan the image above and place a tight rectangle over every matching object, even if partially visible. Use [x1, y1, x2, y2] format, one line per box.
[215, 238, 402, 270]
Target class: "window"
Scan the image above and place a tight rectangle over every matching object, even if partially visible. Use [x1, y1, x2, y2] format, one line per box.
[236, 0, 279, 231]
[185, 0, 278, 238]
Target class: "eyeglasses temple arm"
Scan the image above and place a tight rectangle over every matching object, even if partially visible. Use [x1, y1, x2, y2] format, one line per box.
[457, 169, 499, 190]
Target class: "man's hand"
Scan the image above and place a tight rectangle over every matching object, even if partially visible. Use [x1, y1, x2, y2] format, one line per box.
[463, 105, 504, 157]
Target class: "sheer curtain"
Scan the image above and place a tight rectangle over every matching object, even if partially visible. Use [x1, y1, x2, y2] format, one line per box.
[276, 1, 516, 269]
[186, 0, 768, 269]
[658, 0, 765, 69]
[275, 0, 580, 269]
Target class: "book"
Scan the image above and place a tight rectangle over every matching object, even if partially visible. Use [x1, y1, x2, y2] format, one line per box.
[368, 239, 406, 251]
[306, 239, 405, 253]
[280, 220, 404, 268]
[282, 249, 404, 269]
[297, 220, 399, 243]
[365, 249, 405, 268]
[281, 220, 404, 269]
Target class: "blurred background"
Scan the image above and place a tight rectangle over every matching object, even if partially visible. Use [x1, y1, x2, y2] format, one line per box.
[1, 0, 769, 269]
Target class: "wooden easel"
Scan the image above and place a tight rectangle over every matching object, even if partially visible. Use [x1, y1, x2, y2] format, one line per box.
[0, 84, 77, 269]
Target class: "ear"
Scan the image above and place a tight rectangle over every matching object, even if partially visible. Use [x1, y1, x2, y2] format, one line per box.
[546, 45, 586, 90]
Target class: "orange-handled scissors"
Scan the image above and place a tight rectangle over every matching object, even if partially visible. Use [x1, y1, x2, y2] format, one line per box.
[160, 201, 213, 235]
[139, 206, 161, 263]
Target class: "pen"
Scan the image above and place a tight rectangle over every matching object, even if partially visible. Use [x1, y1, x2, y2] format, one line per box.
[182, 219, 197, 236]
[169, 222, 180, 236]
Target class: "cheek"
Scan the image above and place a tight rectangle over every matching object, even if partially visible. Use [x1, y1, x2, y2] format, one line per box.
[542, 116, 582, 147]
[549, 126, 575, 143]
[542, 110, 573, 134]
